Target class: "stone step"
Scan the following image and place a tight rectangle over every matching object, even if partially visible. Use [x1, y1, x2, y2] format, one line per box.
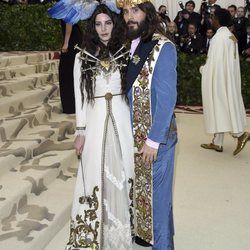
[44, 220, 70, 250]
[0, 60, 59, 81]
[0, 52, 60, 68]
[0, 112, 76, 176]
[0, 72, 58, 97]
[0, 148, 77, 221]
[0, 83, 59, 117]
[0, 97, 62, 144]
[0, 165, 77, 250]
[0, 51, 76, 250]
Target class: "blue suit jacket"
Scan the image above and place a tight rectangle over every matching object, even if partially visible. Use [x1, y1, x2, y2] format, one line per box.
[127, 38, 177, 147]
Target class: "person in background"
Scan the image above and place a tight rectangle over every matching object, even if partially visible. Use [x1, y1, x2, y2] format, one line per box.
[239, 23, 250, 57]
[228, 4, 237, 19]
[58, 21, 82, 114]
[200, 0, 220, 35]
[167, 21, 180, 46]
[180, 23, 203, 53]
[234, 6, 249, 40]
[228, 5, 238, 35]
[200, 8, 250, 155]
[200, 27, 214, 54]
[158, 4, 171, 23]
[175, 9, 190, 35]
[48, 4, 83, 114]
[158, 4, 171, 31]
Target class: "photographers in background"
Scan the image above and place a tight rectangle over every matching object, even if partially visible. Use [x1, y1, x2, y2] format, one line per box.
[158, 4, 171, 32]
[158, 4, 171, 23]
[167, 21, 181, 46]
[171, 0, 249, 56]
[200, 0, 221, 14]
[175, 9, 191, 35]
[174, 1, 201, 33]
[179, 23, 203, 53]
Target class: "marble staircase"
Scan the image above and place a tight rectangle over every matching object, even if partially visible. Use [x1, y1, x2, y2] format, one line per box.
[0, 52, 77, 250]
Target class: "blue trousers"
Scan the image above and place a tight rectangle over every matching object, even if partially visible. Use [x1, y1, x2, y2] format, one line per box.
[152, 143, 175, 250]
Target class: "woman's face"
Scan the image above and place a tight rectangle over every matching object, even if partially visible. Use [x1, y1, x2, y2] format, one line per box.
[95, 13, 114, 45]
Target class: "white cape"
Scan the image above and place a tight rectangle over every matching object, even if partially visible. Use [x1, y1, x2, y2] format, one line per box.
[201, 27, 247, 134]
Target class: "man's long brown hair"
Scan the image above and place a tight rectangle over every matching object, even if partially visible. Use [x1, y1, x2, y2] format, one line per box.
[137, 1, 167, 41]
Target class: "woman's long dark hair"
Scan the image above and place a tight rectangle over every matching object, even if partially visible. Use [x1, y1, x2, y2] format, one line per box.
[80, 4, 128, 103]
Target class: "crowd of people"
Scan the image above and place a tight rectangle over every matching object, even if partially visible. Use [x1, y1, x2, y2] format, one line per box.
[158, 0, 250, 57]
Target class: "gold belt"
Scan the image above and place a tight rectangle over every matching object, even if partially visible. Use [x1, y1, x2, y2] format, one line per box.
[94, 92, 122, 100]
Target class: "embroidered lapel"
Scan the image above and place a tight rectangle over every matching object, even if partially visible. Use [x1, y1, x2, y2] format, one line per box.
[126, 39, 158, 93]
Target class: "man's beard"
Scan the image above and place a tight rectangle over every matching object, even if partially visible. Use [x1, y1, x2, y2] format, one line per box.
[126, 20, 146, 40]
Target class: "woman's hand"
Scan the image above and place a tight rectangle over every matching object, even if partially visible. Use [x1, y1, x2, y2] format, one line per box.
[74, 135, 85, 156]
[61, 43, 69, 53]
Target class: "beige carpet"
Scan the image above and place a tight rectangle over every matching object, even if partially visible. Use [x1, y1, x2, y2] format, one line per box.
[0, 52, 78, 250]
[47, 113, 250, 250]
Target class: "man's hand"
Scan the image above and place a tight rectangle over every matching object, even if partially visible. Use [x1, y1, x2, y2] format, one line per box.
[139, 143, 158, 164]
[74, 135, 85, 156]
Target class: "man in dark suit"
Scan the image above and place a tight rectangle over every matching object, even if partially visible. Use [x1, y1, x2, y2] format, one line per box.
[200, 0, 220, 35]
[201, 0, 220, 14]
[239, 23, 250, 57]
[174, 9, 190, 35]
[200, 27, 215, 54]
[180, 23, 203, 53]
[174, 1, 201, 31]
[234, 7, 249, 40]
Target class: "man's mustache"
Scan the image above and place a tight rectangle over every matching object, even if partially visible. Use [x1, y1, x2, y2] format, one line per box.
[127, 21, 139, 25]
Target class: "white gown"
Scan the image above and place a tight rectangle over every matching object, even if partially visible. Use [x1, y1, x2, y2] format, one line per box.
[66, 52, 134, 250]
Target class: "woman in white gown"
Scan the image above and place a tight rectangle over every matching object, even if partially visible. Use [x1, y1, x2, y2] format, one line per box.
[65, 4, 134, 250]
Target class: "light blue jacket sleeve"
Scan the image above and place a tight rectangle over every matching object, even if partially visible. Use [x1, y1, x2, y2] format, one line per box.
[147, 42, 177, 144]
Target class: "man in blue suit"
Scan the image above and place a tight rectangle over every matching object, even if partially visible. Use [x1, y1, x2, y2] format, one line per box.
[117, 0, 178, 249]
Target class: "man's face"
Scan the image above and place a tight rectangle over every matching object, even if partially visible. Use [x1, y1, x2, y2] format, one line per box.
[188, 24, 196, 35]
[123, 5, 146, 39]
[228, 7, 236, 17]
[237, 7, 245, 18]
[208, 0, 216, 4]
[167, 22, 177, 33]
[185, 3, 194, 13]
[247, 26, 250, 36]
[206, 29, 214, 39]
[159, 6, 166, 14]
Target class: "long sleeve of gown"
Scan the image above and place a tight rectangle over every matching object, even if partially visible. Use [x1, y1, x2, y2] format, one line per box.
[74, 52, 87, 135]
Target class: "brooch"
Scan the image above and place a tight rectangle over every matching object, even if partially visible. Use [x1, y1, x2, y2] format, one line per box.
[132, 54, 140, 65]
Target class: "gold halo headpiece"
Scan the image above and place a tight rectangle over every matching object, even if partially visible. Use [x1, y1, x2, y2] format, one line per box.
[116, 0, 150, 8]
